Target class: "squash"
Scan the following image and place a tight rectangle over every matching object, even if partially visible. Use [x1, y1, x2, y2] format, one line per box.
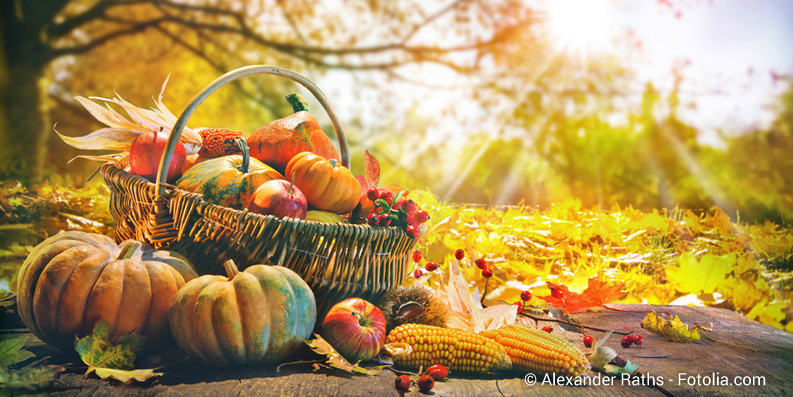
[285, 151, 360, 214]
[247, 93, 341, 174]
[304, 210, 345, 224]
[176, 139, 284, 210]
[15, 231, 197, 351]
[169, 259, 316, 366]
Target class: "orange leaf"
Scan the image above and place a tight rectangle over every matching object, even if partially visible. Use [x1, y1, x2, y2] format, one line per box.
[539, 278, 626, 314]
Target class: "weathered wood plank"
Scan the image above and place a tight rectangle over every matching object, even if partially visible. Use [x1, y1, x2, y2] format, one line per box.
[2, 304, 791, 396]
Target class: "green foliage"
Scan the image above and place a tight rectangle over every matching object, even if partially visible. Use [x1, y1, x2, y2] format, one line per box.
[0, 336, 63, 394]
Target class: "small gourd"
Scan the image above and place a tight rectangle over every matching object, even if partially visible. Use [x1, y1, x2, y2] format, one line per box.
[176, 139, 283, 210]
[285, 151, 360, 214]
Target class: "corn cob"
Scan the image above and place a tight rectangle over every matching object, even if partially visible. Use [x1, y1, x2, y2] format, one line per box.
[480, 324, 590, 376]
[387, 324, 512, 373]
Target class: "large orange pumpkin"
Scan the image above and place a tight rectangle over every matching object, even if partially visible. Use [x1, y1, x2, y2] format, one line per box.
[247, 93, 341, 174]
[285, 151, 360, 214]
[15, 231, 197, 351]
[169, 260, 316, 366]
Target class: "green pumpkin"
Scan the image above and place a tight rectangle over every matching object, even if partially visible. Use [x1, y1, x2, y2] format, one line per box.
[176, 139, 283, 210]
[168, 260, 316, 366]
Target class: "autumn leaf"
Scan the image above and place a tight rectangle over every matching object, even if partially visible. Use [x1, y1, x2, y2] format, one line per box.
[303, 334, 386, 375]
[641, 311, 700, 342]
[0, 337, 35, 368]
[539, 278, 626, 314]
[74, 321, 161, 383]
[364, 150, 380, 189]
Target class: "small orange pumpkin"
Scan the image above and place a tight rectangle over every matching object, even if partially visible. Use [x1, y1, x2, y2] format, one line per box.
[285, 151, 360, 214]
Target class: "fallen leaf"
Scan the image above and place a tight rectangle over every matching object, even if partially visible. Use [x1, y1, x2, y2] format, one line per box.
[0, 336, 34, 368]
[0, 364, 64, 392]
[74, 321, 162, 383]
[540, 278, 626, 314]
[85, 367, 161, 384]
[641, 311, 700, 342]
[304, 334, 386, 375]
[364, 150, 380, 189]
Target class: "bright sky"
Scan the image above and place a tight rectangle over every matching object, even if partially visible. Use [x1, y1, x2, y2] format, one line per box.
[610, 0, 793, 144]
[317, 0, 793, 150]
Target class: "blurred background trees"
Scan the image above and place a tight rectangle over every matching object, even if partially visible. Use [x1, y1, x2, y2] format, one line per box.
[1, 0, 791, 223]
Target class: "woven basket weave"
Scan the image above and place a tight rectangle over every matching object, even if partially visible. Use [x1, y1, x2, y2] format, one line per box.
[100, 65, 418, 317]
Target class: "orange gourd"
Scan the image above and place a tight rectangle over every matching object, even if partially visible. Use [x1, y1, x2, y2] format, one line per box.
[247, 93, 341, 174]
[285, 151, 360, 214]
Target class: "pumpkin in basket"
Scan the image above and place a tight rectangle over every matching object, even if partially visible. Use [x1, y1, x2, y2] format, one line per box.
[285, 151, 360, 214]
[247, 93, 341, 174]
[169, 260, 316, 366]
[176, 138, 284, 210]
[15, 231, 198, 351]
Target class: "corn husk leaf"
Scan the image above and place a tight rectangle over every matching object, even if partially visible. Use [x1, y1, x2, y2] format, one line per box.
[436, 260, 516, 333]
[56, 128, 141, 151]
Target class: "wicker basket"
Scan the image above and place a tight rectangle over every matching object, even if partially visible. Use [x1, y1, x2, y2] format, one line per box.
[100, 65, 418, 317]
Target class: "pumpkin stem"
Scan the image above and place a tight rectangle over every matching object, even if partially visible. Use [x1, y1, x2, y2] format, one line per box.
[117, 240, 142, 259]
[329, 159, 338, 168]
[234, 138, 250, 173]
[285, 92, 310, 113]
[223, 259, 241, 280]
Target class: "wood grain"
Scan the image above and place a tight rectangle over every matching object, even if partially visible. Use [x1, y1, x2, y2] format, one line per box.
[2, 304, 791, 396]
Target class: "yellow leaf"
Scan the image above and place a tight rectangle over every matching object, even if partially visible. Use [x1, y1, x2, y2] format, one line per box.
[86, 367, 161, 383]
[641, 311, 700, 342]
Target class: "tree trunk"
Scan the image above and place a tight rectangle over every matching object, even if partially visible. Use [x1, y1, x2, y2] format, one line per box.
[1, 0, 65, 184]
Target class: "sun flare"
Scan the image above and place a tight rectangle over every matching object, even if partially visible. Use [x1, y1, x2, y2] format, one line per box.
[543, 0, 614, 63]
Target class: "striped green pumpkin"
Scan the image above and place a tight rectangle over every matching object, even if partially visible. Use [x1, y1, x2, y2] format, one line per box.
[168, 260, 317, 366]
[176, 139, 283, 210]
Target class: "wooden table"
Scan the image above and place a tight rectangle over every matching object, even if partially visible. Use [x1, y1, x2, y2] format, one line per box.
[3, 304, 792, 396]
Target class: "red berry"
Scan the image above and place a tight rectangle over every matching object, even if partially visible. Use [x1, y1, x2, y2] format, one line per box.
[395, 375, 411, 391]
[551, 287, 564, 300]
[513, 301, 524, 314]
[413, 269, 423, 278]
[367, 213, 378, 225]
[632, 334, 644, 347]
[400, 199, 417, 215]
[413, 250, 423, 263]
[482, 268, 493, 278]
[415, 210, 429, 223]
[425, 262, 438, 272]
[406, 225, 418, 238]
[424, 364, 448, 381]
[583, 335, 594, 348]
[542, 326, 552, 333]
[520, 290, 532, 301]
[378, 213, 391, 226]
[367, 187, 379, 202]
[379, 191, 394, 205]
[474, 258, 487, 269]
[621, 334, 633, 348]
[417, 375, 434, 393]
[455, 249, 465, 260]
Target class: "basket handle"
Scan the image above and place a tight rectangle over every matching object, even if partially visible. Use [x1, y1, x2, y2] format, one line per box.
[155, 65, 350, 199]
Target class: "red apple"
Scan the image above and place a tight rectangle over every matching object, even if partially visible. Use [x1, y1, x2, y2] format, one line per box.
[129, 129, 186, 183]
[321, 298, 386, 363]
[247, 179, 308, 219]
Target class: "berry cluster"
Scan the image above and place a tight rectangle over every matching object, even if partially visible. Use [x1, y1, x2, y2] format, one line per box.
[621, 333, 644, 348]
[394, 364, 448, 393]
[412, 250, 439, 279]
[365, 188, 429, 238]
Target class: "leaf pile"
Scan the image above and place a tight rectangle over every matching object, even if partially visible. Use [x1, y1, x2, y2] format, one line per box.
[413, 194, 793, 333]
